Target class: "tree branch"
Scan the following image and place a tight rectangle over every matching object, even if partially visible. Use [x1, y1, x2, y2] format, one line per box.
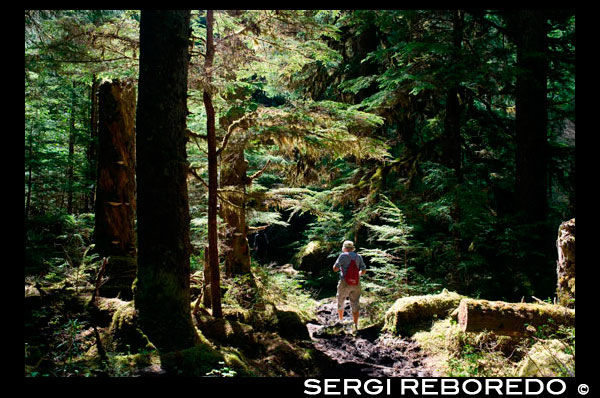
[216, 111, 256, 156]
[247, 159, 271, 183]
[186, 128, 207, 140]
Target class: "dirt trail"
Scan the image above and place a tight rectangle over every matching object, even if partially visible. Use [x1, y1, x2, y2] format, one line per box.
[306, 297, 435, 377]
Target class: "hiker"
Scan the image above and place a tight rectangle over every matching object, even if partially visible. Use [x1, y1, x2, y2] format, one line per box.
[332, 240, 366, 329]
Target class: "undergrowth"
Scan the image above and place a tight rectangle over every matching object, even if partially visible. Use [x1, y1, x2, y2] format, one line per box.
[413, 317, 575, 377]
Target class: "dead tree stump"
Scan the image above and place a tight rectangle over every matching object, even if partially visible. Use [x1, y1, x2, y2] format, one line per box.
[94, 79, 137, 300]
[556, 218, 575, 308]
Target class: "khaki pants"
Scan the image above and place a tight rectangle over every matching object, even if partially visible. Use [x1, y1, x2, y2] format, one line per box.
[336, 279, 361, 313]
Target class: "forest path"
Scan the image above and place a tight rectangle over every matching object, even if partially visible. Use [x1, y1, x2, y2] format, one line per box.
[306, 297, 435, 377]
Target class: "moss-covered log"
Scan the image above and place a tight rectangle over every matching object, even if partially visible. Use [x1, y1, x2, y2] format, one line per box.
[384, 289, 465, 335]
[556, 218, 575, 308]
[458, 298, 575, 337]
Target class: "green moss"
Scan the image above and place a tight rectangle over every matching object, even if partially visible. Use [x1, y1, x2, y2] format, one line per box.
[134, 268, 199, 351]
[517, 339, 574, 377]
[109, 301, 154, 352]
[384, 289, 465, 335]
[160, 344, 225, 376]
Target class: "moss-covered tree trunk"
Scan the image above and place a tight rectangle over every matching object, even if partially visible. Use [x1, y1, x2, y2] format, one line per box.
[94, 79, 137, 300]
[135, 9, 199, 351]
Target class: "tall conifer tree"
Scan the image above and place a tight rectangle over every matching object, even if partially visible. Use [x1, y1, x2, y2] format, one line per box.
[135, 10, 199, 350]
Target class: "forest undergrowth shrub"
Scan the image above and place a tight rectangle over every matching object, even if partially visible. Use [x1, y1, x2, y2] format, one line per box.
[253, 263, 318, 322]
[26, 212, 101, 293]
[353, 194, 441, 325]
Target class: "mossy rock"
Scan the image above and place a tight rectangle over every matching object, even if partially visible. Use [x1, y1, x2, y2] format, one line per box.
[293, 240, 337, 273]
[90, 296, 128, 327]
[384, 289, 466, 336]
[517, 339, 574, 377]
[110, 342, 252, 377]
[109, 300, 154, 353]
[222, 302, 309, 340]
[222, 301, 278, 331]
[159, 344, 236, 376]
[195, 313, 260, 357]
[275, 309, 310, 341]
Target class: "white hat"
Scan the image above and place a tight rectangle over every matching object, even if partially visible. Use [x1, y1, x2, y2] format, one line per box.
[342, 240, 355, 250]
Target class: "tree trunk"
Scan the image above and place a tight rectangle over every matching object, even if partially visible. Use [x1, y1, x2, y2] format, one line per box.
[442, 10, 465, 280]
[66, 81, 76, 214]
[204, 9, 223, 318]
[220, 140, 252, 279]
[25, 127, 34, 242]
[511, 10, 548, 222]
[203, 245, 212, 308]
[556, 218, 575, 308]
[458, 298, 574, 337]
[94, 79, 137, 300]
[442, 10, 464, 178]
[85, 75, 99, 213]
[135, 9, 200, 351]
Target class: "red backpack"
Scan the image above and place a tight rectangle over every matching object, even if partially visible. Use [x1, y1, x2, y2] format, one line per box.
[344, 253, 360, 285]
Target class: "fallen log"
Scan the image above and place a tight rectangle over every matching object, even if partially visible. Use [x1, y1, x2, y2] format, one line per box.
[457, 298, 574, 337]
[384, 289, 465, 335]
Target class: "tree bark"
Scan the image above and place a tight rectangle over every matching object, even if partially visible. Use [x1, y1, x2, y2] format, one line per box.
[511, 10, 548, 222]
[135, 10, 200, 351]
[94, 79, 137, 299]
[442, 10, 464, 178]
[442, 10, 465, 279]
[556, 218, 575, 308]
[94, 79, 137, 257]
[220, 139, 252, 279]
[203, 245, 212, 308]
[204, 9, 223, 318]
[85, 74, 99, 213]
[66, 81, 76, 214]
[458, 298, 574, 337]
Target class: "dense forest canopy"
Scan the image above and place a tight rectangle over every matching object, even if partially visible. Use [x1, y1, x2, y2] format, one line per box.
[25, 9, 575, 378]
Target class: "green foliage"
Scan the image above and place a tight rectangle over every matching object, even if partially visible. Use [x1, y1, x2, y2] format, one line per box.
[206, 361, 237, 377]
[25, 10, 575, 378]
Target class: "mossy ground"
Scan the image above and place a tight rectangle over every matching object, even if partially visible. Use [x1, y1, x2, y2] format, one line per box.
[25, 260, 574, 378]
[412, 317, 574, 377]
[25, 261, 327, 377]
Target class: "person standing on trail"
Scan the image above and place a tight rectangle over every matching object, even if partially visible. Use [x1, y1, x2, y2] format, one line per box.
[332, 240, 366, 329]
